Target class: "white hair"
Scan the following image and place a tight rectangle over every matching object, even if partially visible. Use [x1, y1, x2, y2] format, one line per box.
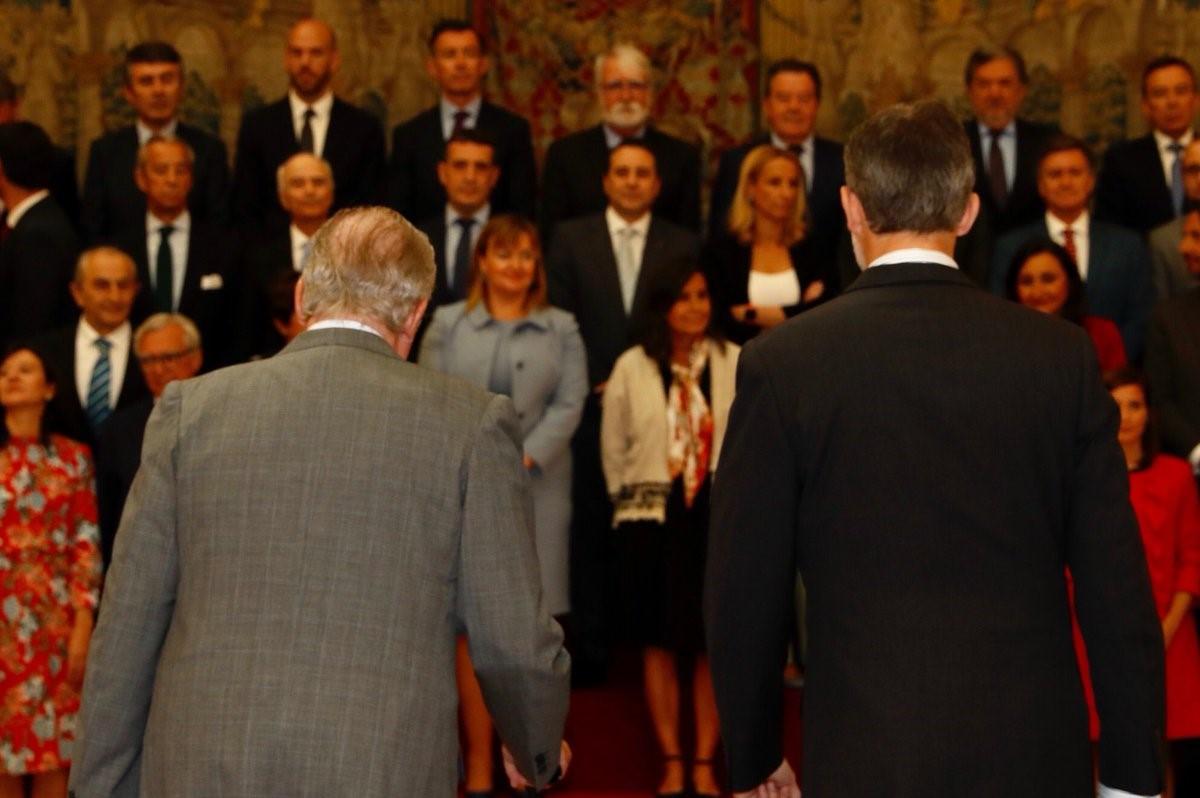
[134, 312, 202, 353]
[594, 43, 651, 92]
[275, 152, 334, 198]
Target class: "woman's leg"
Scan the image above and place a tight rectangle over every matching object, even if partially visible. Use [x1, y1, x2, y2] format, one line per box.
[691, 655, 721, 796]
[0, 774, 23, 798]
[643, 646, 684, 794]
[30, 770, 67, 798]
[456, 636, 494, 794]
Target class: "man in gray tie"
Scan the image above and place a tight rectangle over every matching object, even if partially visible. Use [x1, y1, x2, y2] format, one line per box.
[71, 206, 571, 797]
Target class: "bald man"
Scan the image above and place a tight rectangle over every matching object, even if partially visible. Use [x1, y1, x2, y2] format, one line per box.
[232, 18, 385, 231]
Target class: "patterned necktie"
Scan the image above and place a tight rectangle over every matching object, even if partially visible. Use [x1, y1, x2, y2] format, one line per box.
[299, 108, 316, 153]
[86, 338, 113, 429]
[1062, 226, 1078, 267]
[452, 110, 470, 137]
[452, 217, 475, 299]
[1170, 142, 1185, 215]
[616, 227, 639, 314]
[155, 224, 175, 312]
[988, 129, 1008, 207]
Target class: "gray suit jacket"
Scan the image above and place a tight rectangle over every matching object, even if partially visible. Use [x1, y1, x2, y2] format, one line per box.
[1148, 216, 1200, 301]
[72, 328, 570, 797]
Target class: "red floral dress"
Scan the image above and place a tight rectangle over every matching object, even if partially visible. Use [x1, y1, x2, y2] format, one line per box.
[0, 435, 101, 774]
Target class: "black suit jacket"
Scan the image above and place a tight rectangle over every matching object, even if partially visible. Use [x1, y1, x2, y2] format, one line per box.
[540, 125, 701, 238]
[81, 123, 230, 243]
[232, 97, 386, 230]
[965, 118, 1056, 236]
[240, 225, 296, 359]
[1095, 134, 1178, 236]
[706, 263, 1164, 796]
[0, 195, 80, 347]
[110, 219, 244, 366]
[546, 212, 698, 387]
[36, 321, 149, 448]
[389, 101, 536, 223]
[94, 395, 153, 569]
[1146, 288, 1200, 458]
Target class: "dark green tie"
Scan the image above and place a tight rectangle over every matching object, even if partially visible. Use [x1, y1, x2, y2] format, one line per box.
[155, 224, 175, 311]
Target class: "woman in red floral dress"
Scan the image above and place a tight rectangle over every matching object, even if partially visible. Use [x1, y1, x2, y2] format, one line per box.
[0, 347, 100, 798]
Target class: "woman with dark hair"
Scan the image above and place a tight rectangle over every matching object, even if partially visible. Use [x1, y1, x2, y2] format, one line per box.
[0, 346, 101, 798]
[1004, 238, 1126, 369]
[600, 262, 738, 798]
[704, 144, 833, 345]
[419, 214, 586, 797]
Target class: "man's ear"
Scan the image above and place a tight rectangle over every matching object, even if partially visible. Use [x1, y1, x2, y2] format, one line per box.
[956, 192, 981, 237]
[841, 186, 866, 237]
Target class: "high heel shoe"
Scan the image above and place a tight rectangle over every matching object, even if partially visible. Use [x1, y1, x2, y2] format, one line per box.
[691, 757, 721, 798]
[657, 753, 686, 798]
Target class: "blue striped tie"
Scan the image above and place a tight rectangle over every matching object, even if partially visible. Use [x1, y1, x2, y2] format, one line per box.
[86, 337, 112, 429]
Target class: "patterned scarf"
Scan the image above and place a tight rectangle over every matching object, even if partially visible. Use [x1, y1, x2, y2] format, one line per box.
[666, 340, 714, 508]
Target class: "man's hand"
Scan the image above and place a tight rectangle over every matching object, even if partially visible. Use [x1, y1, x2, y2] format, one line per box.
[734, 758, 800, 798]
[503, 740, 572, 791]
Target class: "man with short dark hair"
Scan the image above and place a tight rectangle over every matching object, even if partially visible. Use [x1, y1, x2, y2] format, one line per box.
[81, 41, 229, 242]
[232, 18, 385, 230]
[540, 43, 701, 238]
[1096, 56, 1198, 235]
[388, 19, 535, 224]
[0, 120, 80, 345]
[0, 69, 80, 228]
[706, 100, 1165, 798]
[1149, 139, 1200, 299]
[990, 134, 1153, 356]
[709, 59, 844, 258]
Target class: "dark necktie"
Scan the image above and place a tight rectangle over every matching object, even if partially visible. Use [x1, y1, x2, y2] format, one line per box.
[1062, 226, 1078, 267]
[1169, 142, 1185, 215]
[155, 224, 175, 312]
[299, 108, 316, 153]
[988, 129, 1008, 207]
[452, 110, 470, 137]
[788, 143, 810, 196]
[86, 338, 112, 429]
[452, 217, 475, 299]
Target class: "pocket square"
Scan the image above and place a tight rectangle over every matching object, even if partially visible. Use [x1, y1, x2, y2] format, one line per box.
[200, 273, 224, 290]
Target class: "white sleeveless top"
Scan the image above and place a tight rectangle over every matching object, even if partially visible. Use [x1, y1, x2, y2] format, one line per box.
[747, 269, 801, 307]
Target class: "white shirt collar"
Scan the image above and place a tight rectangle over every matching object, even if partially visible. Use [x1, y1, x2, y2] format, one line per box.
[976, 119, 1016, 138]
[136, 118, 178, 145]
[445, 203, 490, 227]
[603, 124, 646, 149]
[307, 319, 386, 340]
[1045, 210, 1089, 237]
[867, 247, 959, 270]
[148, 209, 190, 235]
[1154, 128, 1194, 154]
[288, 90, 334, 122]
[78, 317, 132, 347]
[441, 95, 482, 123]
[5, 190, 49, 228]
[605, 205, 651, 236]
[770, 131, 814, 152]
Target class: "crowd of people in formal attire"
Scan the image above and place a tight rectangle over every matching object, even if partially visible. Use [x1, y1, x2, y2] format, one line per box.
[0, 12, 1199, 798]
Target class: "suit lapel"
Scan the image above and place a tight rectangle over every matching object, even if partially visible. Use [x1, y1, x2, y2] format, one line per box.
[632, 218, 667, 320]
[588, 216, 627, 320]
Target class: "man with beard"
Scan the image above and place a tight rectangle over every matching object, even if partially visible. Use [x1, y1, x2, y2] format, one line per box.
[232, 18, 385, 231]
[540, 43, 701, 241]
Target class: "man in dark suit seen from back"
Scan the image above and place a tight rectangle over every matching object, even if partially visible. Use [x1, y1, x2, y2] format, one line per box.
[37, 246, 148, 448]
[95, 311, 202, 570]
[0, 70, 81, 230]
[957, 46, 1057, 284]
[0, 120, 80, 347]
[709, 60, 845, 262]
[81, 42, 229, 243]
[389, 19, 535, 223]
[1096, 56, 1197, 236]
[540, 43, 701, 239]
[111, 136, 242, 367]
[990, 134, 1153, 357]
[706, 100, 1165, 798]
[232, 18, 385, 231]
[547, 140, 699, 684]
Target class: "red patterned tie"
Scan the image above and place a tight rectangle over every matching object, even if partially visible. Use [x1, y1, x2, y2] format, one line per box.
[1062, 227, 1077, 266]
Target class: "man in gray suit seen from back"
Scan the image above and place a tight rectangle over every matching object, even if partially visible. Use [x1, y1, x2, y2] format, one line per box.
[70, 206, 571, 797]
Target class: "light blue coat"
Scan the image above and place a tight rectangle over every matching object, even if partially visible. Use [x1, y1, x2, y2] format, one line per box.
[419, 301, 588, 615]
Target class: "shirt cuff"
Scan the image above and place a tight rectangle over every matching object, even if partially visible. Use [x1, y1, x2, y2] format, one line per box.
[1098, 784, 1160, 798]
[1189, 442, 1200, 474]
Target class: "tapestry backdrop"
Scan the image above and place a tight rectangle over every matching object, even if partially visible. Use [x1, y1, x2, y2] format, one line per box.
[2, 0, 1200, 188]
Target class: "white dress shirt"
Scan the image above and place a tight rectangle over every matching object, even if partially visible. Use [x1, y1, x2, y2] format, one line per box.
[1153, 128, 1194, 189]
[136, 118, 178, 145]
[866, 247, 958, 270]
[444, 204, 490, 288]
[288, 90, 334, 157]
[5, 190, 49, 229]
[771, 131, 815, 193]
[605, 206, 651, 313]
[74, 318, 131, 410]
[146, 211, 190, 310]
[307, 319, 384, 340]
[439, 95, 483, 139]
[1045, 211, 1091, 280]
[289, 224, 313, 273]
[603, 124, 646, 148]
[977, 120, 1017, 192]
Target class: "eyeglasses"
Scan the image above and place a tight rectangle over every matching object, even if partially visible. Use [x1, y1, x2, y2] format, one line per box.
[138, 347, 197, 367]
[601, 80, 648, 93]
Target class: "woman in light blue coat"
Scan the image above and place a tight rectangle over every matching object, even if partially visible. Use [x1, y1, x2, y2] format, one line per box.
[418, 214, 586, 797]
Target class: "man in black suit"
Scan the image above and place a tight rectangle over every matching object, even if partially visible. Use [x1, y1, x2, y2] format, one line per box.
[0, 121, 80, 347]
[709, 60, 844, 257]
[547, 140, 699, 683]
[112, 136, 242, 366]
[1097, 56, 1198, 236]
[81, 42, 229, 243]
[95, 311, 202, 569]
[541, 43, 701, 239]
[389, 19, 536, 223]
[243, 151, 332, 358]
[232, 18, 385, 231]
[0, 70, 81, 230]
[38, 246, 148, 448]
[957, 46, 1057, 284]
[706, 101, 1164, 798]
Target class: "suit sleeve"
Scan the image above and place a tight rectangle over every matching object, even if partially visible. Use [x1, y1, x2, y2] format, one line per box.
[457, 395, 570, 789]
[71, 383, 183, 798]
[81, 137, 109, 243]
[523, 317, 587, 470]
[539, 141, 568, 241]
[1066, 337, 1165, 795]
[1145, 305, 1200, 456]
[705, 341, 799, 791]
